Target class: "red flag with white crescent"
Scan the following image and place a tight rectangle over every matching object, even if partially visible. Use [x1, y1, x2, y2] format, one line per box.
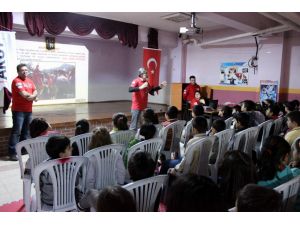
[143, 47, 161, 90]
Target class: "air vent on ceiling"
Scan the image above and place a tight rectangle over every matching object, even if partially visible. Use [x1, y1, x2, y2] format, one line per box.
[161, 13, 191, 23]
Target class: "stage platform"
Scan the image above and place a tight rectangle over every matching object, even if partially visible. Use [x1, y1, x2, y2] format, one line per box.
[0, 101, 168, 157]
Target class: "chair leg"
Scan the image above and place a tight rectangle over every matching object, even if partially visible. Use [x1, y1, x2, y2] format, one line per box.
[23, 178, 31, 212]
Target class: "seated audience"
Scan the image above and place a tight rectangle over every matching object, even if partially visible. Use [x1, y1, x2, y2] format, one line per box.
[236, 184, 282, 212]
[72, 119, 90, 156]
[284, 111, 300, 145]
[86, 127, 126, 189]
[257, 136, 294, 188]
[166, 174, 226, 212]
[40, 136, 76, 207]
[123, 124, 156, 168]
[232, 104, 241, 115]
[168, 116, 208, 175]
[218, 105, 233, 121]
[207, 119, 226, 164]
[110, 113, 129, 134]
[29, 117, 59, 138]
[290, 137, 300, 176]
[241, 100, 265, 126]
[218, 150, 257, 209]
[143, 108, 159, 124]
[265, 104, 280, 120]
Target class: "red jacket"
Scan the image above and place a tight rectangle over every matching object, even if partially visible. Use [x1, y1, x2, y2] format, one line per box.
[183, 83, 200, 102]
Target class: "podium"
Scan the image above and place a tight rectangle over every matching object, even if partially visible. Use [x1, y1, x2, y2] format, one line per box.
[170, 83, 213, 110]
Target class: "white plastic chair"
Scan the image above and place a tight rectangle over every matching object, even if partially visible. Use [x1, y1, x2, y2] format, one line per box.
[16, 136, 50, 212]
[179, 120, 193, 157]
[122, 175, 168, 212]
[291, 137, 300, 153]
[210, 129, 234, 183]
[273, 117, 285, 136]
[83, 144, 123, 190]
[70, 132, 93, 156]
[110, 130, 136, 148]
[274, 175, 300, 211]
[256, 120, 274, 155]
[233, 127, 259, 158]
[182, 136, 215, 177]
[159, 120, 186, 159]
[225, 117, 234, 129]
[127, 138, 163, 165]
[32, 156, 88, 212]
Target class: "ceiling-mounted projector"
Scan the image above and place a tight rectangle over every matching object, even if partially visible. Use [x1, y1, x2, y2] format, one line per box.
[179, 12, 202, 35]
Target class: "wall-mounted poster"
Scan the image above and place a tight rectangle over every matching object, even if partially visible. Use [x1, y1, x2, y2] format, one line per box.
[260, 80, 278, 103]
[220, 62, 249, 86]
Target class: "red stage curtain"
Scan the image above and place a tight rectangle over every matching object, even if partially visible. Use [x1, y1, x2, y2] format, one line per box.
[0, 12, 13, 31]
[24, 12, 138, 48]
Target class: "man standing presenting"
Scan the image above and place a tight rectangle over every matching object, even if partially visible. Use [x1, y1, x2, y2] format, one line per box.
[129, 67, 167, 131]
[8, 64, 37, 161]
[182, 75, 201, 120]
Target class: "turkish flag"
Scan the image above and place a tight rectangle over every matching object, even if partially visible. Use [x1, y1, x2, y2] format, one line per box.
[143, 47, 161, 89]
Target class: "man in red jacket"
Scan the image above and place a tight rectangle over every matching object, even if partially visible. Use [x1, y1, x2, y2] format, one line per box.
[182, 76, 200, 120]
[129, 67, 167, 131]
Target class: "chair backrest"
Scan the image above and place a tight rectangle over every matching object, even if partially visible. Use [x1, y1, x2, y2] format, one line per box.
[214, 128, 235, 167]
[122, 175, 168, 212]
[291, 136, 300, 153]
[273, 117, 285, 136]
[258, 119, 274, 151]
[233, 127, 259, 157]
[33, 156, 88, 212]
[70, 132, 93, 156]
[127, 138, 163, 165]
[183, 136, 215, 176]
[224, 117, 234, 129]
[180, 120, 193, 148]
[110, 130, 136, 148]
[274, 175, 300, 211]
[16, 136, 49, 179]
[83, 144, 123, 190]
[160, 120, 186, 159]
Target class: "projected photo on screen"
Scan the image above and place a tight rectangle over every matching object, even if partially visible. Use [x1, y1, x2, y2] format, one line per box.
[24, 62, 76, 100]
[16, 40, 88, 105]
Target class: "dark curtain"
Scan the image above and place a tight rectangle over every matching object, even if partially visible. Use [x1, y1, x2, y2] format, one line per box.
[0, 12, 13, 31]
[148, 28, 158, 49]
[24, 12, 138, 48]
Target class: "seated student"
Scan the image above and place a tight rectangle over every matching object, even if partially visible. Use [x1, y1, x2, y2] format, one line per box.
[40, 136, 75, 207]
[143, 108, 159, 124]
[166, 174, 226, 212]
[290, 137, 300, 176]
[265, 103, 280, 120]
[123, 124, 156, 168]
[285, 111, 300, 145]
[236, 184, 282, 212]
[29, 118, 55, 138]
[257, 136, 294, 188]
[96, 186, 136, 212]
[207, 119, 226, 164]
[292, 99, 300, 111]
[86, 127, 126, 189]
[72, 119, 90, 156]
[160, 106, 179, 153]
[168, 116, 208, 175]
[218, 105, 233, 121]
[110, 113, 129, 134]
[190, 91, 205, 110]
[241, 100, 265, 126]
[228, 112, 250, 150]
[232, 104, 241, 116]
[128, 151, 156, 181]
[218, 150, 257, 209]
[78, 151, 155, 211]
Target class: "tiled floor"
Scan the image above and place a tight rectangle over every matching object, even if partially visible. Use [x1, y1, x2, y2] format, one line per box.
[0, 155, 28, 206]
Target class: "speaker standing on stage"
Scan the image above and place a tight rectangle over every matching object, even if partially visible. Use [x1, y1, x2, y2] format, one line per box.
[8, 63, 38, 161]
[183, 75, 201, 103]
[128, 67, 167, 131]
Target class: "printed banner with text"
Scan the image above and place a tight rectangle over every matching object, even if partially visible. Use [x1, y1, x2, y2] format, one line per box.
[0, 31, 17, 113]
[143, 48, 161, 89]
